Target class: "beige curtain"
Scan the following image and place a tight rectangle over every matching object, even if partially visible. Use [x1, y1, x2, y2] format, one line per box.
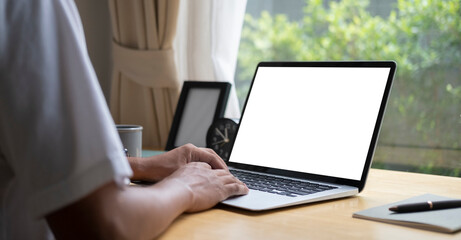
[108, 0, 180, 149]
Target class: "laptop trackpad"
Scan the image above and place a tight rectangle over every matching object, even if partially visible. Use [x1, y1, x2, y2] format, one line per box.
[222, 190, 296, 211]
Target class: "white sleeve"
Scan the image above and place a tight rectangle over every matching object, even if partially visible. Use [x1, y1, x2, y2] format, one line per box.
[0, 0, 132, 219]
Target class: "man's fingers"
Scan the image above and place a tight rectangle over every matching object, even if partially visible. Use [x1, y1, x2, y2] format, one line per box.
[218, 172, 239, 183]
[200, 148, 227, 168]
[200, 147, 215, 154]
[192, 147, 228, 170]
[216, 171, 249, 193]
[215, 169, 231, 176]
[224, 182, 250, 196]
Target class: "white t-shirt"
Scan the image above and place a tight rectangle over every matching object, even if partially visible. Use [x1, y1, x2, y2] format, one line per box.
[0, 0, 133, 239]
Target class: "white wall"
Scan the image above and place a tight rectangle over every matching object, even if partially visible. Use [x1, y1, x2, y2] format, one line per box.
[74, 0, 113, 104]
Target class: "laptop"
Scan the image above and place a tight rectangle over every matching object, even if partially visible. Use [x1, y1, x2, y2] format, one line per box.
[222, 61, 396, 211]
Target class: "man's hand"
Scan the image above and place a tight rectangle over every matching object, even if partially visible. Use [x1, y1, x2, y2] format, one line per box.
[129, 144, 228, 182]
[163, 162, 249, 212]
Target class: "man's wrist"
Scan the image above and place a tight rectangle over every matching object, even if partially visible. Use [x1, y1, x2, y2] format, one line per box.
[150, 178, 194, 213]
[127, 157, 145, 180]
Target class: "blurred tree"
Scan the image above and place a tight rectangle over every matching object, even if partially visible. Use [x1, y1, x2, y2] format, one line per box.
[236, 0, 461, 175]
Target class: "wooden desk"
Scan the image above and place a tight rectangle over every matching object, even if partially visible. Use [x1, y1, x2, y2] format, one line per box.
[157, 169, 461, 240]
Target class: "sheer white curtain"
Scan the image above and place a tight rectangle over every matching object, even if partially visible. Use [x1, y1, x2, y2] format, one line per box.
[174, 0, 247, 118]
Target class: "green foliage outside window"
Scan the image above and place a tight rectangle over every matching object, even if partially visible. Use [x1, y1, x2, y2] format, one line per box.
[236, 0, 461, 176]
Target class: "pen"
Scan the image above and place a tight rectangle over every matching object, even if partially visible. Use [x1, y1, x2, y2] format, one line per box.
[389, 200, 461, 213]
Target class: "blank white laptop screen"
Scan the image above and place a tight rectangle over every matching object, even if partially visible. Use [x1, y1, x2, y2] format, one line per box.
[228, 66, 391, 181]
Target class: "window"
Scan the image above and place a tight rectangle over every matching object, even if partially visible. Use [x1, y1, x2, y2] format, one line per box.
[235, 0, 461, 176]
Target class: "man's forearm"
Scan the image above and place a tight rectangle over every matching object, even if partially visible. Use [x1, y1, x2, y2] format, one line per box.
[47, 180, 192, 240]
[105, 180, 193, 239]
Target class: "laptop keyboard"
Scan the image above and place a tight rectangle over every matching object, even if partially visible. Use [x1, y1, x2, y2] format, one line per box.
[230, 169, 337, 197]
